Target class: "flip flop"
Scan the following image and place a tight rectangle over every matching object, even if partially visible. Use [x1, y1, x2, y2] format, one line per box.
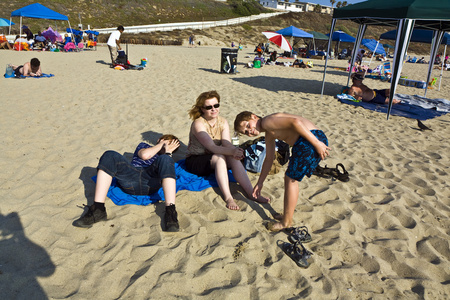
[281, 241, 313, 268]
[334, 163, 350, 182]
[285, 226, 312, 244]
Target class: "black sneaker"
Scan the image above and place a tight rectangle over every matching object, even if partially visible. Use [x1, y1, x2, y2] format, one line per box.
[164, 204, 179, 232]
[73, 204, 107, 228]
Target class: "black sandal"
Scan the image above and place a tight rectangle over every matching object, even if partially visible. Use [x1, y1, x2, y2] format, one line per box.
[334, 163, 349, 182]
[281, 241, 313, 268]
[312, 165, 332, 178]
[285, 226, 312, 244]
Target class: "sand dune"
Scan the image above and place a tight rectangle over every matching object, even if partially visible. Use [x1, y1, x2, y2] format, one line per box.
[0, 45, 449, 299]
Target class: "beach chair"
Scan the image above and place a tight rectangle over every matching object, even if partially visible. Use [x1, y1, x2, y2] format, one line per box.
[383, 62, 392, 76]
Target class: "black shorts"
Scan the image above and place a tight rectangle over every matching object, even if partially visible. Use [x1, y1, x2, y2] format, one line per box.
[185, 154, 214, 176]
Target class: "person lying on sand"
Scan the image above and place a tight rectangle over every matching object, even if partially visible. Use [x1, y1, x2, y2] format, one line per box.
[12, 58, 42, 77]
[348, 72, 401, 104]
[73, 134, 181, 232]
[234, 111, 330, 231]
[185, 90, 270, 210]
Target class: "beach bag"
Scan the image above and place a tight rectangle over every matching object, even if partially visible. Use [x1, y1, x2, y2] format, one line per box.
[241, 137, 290, 173]
[253, 60, 261, 68]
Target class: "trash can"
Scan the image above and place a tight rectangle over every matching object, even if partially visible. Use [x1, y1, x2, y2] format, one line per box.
[221, 48, 238, 74]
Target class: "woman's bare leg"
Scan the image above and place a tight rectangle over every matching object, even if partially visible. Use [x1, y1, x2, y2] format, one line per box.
[227, 156, 270, 203]
[211, 154, 239, 210]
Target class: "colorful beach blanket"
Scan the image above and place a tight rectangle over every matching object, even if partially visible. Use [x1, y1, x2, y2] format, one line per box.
[337, 93, 448, 120]
[91, 159, 236, 206]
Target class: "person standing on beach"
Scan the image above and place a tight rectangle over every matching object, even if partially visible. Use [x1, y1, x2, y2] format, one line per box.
[73, 134, 181, 232]
[107, 25, 124, 65]
[185, 91, 270, 210]
[234, 112, 331, 231]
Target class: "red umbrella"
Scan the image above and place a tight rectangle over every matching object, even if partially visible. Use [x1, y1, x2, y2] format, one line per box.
[262, 31, 292, 51]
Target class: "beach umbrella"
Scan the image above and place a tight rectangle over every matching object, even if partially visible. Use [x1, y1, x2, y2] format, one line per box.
[262, 31, 292, 52]
[0, 18, 14, 27]
[42, 26, 61, 43]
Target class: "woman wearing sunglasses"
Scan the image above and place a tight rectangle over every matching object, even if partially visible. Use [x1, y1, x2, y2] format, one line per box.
[186, 90, 270, 210]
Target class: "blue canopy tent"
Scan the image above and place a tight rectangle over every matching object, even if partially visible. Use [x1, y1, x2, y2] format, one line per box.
[380, 29, 450, 90]
[276, 26, 313, 55]
[326, 31, 356, 57]
[10, 3, 72, 50]
[362, 39, 386, 55]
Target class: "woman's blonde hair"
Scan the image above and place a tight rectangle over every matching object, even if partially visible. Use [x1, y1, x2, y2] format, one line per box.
[188, 90, 220, 120]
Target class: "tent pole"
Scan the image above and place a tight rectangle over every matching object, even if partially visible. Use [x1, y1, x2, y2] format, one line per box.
[321, 18, 336, 97]
[438, 44, 447, 91]
[387, 19, 415, 120]
[424, 30, 444, 97]
[348, 24, 366, 86]
[19, 17, 22, 51]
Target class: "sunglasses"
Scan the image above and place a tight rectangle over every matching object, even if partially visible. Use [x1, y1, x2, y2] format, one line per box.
[203, 103, 220, 110]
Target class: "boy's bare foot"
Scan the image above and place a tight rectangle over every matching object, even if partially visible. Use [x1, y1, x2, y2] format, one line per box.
[225, 198, 240, 210]
[274, 213, 283, 220]
[249, 195, 271, 204]
[266, 221, 287, 232]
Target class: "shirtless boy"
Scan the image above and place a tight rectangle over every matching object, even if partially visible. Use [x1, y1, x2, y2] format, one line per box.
[348, 72, 400, 104]
[12, 58, 42, 77]
[234, 112, 331, 231]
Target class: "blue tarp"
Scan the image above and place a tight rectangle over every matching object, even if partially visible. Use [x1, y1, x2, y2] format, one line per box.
[362, 39, 386, 55]
[380, 29, 450, 45]
[11, 3, 68, 21]
[327, 31, 355, 42]
[276, 26, 313, 38]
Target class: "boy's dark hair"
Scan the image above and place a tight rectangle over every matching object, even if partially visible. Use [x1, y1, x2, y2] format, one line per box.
[117, 25, 124, 31]
[30, 58, 40, 68]
[234, 111, 254, 132]
[158, 134, 180, 153]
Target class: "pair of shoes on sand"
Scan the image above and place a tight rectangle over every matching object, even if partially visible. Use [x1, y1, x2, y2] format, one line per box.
[313, 163, 349, 182]
[73, 203, 179, 232]
[280, 226, 313, 268]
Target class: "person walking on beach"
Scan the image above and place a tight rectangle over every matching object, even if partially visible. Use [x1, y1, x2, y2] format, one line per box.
[188, 33, 195, 47]
[234, 112, 331, 231]
[73, 134, 181, 232]
[185, 91, 270, 210]
[107, 25, 124, 65]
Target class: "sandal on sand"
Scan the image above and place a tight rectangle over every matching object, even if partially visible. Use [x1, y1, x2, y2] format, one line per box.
[281, 241, 313, 268]
[312, 165, 332, 179]
[334, 163, 349, 182]
[285, 226, 312, 244]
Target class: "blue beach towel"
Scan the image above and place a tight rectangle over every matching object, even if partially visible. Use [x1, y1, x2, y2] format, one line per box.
[91, 159, 236, 206]
[5, 73, 55, 79]
[337, 93, 448, 120]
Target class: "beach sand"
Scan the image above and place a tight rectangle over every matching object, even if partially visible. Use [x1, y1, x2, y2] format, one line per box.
[1, 45, 449, 299]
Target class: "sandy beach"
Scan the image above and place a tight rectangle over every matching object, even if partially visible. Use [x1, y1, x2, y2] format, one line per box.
[1, 44, 449, 299]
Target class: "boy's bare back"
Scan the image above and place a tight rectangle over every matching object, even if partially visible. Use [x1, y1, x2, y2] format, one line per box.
[261, 113, 319, 146]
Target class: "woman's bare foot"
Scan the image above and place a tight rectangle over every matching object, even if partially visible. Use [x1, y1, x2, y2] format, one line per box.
[266, 221, 287, 232]
[249, 195, 271, 204]
[225, 198, 240, 210]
